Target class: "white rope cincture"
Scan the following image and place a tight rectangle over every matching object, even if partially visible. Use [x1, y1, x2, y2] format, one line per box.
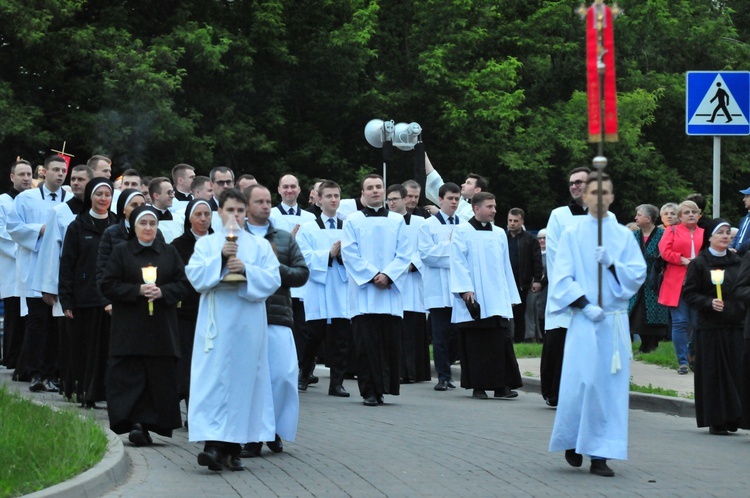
[608, 309, 628, 374]
[205, 290, 217, 352]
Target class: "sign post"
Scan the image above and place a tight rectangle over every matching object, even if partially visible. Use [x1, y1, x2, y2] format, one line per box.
[686, 71, 750, 218]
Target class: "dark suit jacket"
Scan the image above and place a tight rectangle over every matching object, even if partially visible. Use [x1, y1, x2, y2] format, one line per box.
[506, 230, 543, 291]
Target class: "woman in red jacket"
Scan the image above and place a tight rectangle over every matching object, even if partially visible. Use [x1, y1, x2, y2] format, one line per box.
[658, 200, 704, 374]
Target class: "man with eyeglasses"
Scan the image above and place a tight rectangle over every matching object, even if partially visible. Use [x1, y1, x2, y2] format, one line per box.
[386, 184, 430, 384]
[540, 166, 591, 407]
[208, 167, 235, 211]
[148, 177, 175, 221]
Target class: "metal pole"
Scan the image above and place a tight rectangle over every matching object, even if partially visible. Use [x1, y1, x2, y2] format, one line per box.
[713, 136, 721, 218]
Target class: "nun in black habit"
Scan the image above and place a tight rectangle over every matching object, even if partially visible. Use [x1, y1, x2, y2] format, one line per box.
[100, 205, 191, 446]
[683, 218, 745, 435]
[59, 178, 117, 407]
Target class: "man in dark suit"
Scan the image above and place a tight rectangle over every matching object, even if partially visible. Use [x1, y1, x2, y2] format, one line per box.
[506, 208, 543, 343]
[171, 164, 195, 202]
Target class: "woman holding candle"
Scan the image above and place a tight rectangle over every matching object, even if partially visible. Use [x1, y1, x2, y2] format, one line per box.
[169, 199, 213, 427]
[658, 200, 704, 374]
[59, 178, 117, 407]
[683, 219, 744, 435]
[100, 205, 191, 446]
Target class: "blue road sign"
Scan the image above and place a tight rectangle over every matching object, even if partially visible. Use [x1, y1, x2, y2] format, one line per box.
[686, 71, 750, 136]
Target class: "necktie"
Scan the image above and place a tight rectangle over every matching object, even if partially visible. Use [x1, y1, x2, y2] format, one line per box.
[328, 218, 336, 229]
[448, 216, 454, 224]
[50, 193, 57, 201]
[288, 207, 295, 215]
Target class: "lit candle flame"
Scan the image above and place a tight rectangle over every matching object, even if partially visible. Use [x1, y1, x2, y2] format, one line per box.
[142, 266, 158, 315]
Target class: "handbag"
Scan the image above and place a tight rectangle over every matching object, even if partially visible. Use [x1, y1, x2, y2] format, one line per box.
[648, 257, 666, 294]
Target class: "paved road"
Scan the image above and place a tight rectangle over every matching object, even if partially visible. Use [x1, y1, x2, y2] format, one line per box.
[86, 373, 747, 498]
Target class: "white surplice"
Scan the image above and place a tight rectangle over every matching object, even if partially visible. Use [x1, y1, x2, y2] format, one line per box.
[424, 170, 474, 221]
[418, 213, 459, 310]
[449, 222, 520, 324]
[401, 214, 425, 313]
[547, 215, 646, 460]
[269, 207, 315, 300]
[0, 194, 19, 299]
[341, 210, 410, 318]
[296, 219, 348, 320]
[186, 230, 281, 444]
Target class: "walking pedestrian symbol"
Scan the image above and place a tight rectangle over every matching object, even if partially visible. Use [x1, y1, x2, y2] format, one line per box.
[686, 71, 750, 136]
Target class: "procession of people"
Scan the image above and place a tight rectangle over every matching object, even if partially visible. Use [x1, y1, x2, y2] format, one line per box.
[3, 152, 750, 480]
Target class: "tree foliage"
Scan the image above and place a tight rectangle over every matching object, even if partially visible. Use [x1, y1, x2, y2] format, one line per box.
[1, 0, 750, 226]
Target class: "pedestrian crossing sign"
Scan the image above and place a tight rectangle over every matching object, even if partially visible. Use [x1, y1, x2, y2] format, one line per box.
[686, 71, 750, 136]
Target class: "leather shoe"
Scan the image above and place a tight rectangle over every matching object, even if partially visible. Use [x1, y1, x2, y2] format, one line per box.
[494, 387, 518, 399]
[590, 459, 614, 477]
[29, 377, 46, 392]
[266, 434, 283, 453]
[447, 380, 456, 389]
[546, 397, 558, 407]
[363, 395, 378, 406]
[308, 374, 319, 385]
[298, 379, 308, 392]
[328, 385, 350, 397]
[709, 426, 729, 435]
[240, 442, 262, 458]
[43, 379, 59, 393]
[223, 454, 245, 471]
[377, 394, 384, 404]
[197, 448, 223, 471]
[565, 449, 582, 467]
[128, 423, 149, 447]
[434, 380, 448, 391]
[472, 389, 488, 399]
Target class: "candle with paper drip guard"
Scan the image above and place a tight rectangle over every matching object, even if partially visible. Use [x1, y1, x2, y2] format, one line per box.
[222, 216, 247, 283]
[710, 269, 724, 300]
[141, 266, 158, 315]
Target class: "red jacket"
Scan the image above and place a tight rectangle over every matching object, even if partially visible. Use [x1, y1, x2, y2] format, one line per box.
[657, 224, 704, 307]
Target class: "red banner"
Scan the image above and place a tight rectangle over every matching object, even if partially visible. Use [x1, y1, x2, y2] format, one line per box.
[587, 4, 618, 142]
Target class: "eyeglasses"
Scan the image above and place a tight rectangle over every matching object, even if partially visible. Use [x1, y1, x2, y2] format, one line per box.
[215, 180, 234, 187]
[386, 197, 403, 203]
[568, 180, 585, 187]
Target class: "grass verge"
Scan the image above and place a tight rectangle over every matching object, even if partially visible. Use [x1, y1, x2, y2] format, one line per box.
[632, 341, 680, 370]
[0, 386, 108, 497]
[629, 382, 679, 397]
[513, 342, 543, 358]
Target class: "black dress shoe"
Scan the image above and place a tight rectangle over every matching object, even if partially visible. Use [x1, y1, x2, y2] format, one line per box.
[546, 397, 558, 407]
[434, 380, 448, 391]
[308, 374, 319, 385]
[709, 425, 729, 435]
[363, 395, 378, 406]
[377, 395, 384, 404]
[198, 448, 223, 471]
[494, 387, 518, 399]
[328, 385, 350, 397]
[29, 377, 46, 392]
[565, 449, 582, 467]
[590, 459, 614, 477]
[447, 380, 456, 389]
[472, 389, 488, 399]
[240, 442, 262, 458]
[266, 434, 283, 453]
[298, 377, 309, 391]
[128, 423, 149, 447]
[223, 454, 245, 471]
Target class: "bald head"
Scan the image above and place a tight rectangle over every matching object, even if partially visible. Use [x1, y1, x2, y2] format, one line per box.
[278, 174, 301, 207]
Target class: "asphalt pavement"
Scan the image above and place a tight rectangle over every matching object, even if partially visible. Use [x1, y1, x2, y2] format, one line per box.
[4, 358, 746, 498]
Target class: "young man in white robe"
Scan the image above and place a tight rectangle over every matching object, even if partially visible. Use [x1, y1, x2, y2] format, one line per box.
[186, 188, 281, 472]
[449, 192, 523, 399]
[547, 172, 646, 477]
[385, 184, 430, 384]
[419, 182, 462, 391]
[296, 180, 352, 397]
[240, 184, 306, 458]
[0, 160, 33, 369]
[341, 174, 411, 406]
[7, 155, 69, 391]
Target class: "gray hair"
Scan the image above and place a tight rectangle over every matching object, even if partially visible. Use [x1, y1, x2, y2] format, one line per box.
[635, 204, 659, 224]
